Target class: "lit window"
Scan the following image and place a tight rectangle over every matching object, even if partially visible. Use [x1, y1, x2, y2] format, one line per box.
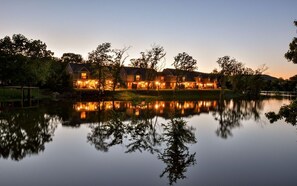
[81, 72, 87, 79]
[161, 76, 164, 81]
[80, 111, 86, 119]
[136, 75, 140, 81]
[182, 76, 186, 81]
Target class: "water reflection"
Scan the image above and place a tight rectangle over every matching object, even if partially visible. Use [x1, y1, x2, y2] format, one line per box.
[158, 118, 197, 185]
[87, 110, 197, 185]
[0, 99, 265, 184]
[82, 100, 264, 184]
[73, 100, 217, 121]
[0, 107, 59, 161]
[87, 110, 127, 152]
[74, 100, 263, 140]
[87, 104, 163, 154]
[213, 99, 263, 139]
[266, 99, 297, 126]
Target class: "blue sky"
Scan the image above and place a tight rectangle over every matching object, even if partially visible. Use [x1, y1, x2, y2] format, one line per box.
[0, 0, 296, 78]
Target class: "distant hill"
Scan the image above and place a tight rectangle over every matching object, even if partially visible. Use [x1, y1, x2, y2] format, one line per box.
[261, 74, 278, 81]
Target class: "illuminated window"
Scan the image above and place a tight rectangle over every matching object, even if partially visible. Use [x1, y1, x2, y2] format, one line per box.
[182, 76, 186, 81]
[81, 72, 87, 79]
[161, 76, 164, 81]
[136, 75, 140, 81]
[80, 111, 86, 119]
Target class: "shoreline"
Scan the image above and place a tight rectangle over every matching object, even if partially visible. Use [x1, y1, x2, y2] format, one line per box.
[1, 88, 295, 103]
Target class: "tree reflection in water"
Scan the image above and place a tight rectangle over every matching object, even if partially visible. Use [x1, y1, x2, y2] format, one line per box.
[158, 117, 197, 185]
[0, 107, 59, 161]
[213, 99, 263, 139]
[87, 101, 197, 185]
[87, 109, 126, 152]
[87, 102, 163, 154]
[125, 105, 162, 154]
[266, 99, 297, 126]
[80, 99, 264, 184]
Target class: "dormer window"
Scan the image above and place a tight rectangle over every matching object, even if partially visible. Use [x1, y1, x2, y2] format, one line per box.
[81, 72, 87, 79]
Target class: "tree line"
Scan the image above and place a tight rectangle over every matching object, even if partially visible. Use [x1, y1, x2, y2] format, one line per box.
[1, 21, 296, 94]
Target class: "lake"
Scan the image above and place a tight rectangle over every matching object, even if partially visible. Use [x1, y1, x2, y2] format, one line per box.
[0, 98, 296, 186]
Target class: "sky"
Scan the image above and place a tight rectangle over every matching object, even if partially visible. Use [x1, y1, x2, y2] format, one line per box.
[0, 0, 296, 79]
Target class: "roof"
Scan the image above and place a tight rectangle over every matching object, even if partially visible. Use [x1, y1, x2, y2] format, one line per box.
[68, 63, 92, 73]
[121, 66, 157, 78]
[163, 68, 217, 81]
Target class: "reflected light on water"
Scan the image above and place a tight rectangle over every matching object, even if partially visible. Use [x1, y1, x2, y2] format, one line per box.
[73, 100, 218, 119]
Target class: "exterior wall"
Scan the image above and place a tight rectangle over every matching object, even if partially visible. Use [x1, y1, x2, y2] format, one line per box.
[165, 76, 177, 89]
[127, 75, 135, 82]
[195, 77, 218, 89]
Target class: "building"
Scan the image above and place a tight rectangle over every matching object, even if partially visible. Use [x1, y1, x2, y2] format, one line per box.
[66, 63, 114, 89]
[120, 66, 157, 89]
[162, 68, 218, 89]
[66, 63, 218, 90]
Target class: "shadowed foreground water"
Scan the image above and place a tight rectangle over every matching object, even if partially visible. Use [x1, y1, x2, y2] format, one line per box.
[0, 98, 296, 186]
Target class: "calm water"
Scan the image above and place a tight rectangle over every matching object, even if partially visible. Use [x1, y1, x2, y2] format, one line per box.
[0, 99, 296, 186]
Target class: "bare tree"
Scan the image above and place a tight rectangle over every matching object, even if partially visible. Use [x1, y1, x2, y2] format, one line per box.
[88, 43, 112, 93]
[109, 46, 130, 92]
[130, 45, 166, 90]
[172, 52, 197, 90]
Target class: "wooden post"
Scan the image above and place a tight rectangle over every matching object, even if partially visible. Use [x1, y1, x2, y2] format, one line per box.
[21, 86, 24, 108]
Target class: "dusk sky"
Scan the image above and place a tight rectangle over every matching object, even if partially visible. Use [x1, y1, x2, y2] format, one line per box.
[1, 0, 296, 79]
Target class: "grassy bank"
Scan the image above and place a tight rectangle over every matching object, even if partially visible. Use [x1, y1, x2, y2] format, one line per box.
[0, 87, 49, 102]
[73, 89, 242, 101]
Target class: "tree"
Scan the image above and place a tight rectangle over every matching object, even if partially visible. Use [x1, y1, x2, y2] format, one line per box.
[130, 45, 166, 90]
[108, 47, 130, 92]
[216, 56, 240, 90]
[0, 34, 53, 87]
[216, 56, 266, 95]
[45, 58, 72, 91]
[61, 53, 83, 63]
[284, 21, 297, 64]
[88, 43, 112, 93]
[172, 52, 197, 89]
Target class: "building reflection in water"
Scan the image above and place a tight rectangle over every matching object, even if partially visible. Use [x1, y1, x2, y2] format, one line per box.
[73, 100, 218, 120]
[72, 99, 262, 141]
[0, 99, 264, 185]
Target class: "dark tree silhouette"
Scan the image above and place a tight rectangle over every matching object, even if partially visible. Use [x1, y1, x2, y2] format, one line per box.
[109, 47, 130, 92]
[61, 53, 84, 63]
[172, 52, 197, 90]
[0, 34, 53, 86]
[285, 21, 297, 64]
[265, 20, 297, 125]
[88, 43, 112, 92]
[216, 56, 266, 96]
[130, 45, 166, 90]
